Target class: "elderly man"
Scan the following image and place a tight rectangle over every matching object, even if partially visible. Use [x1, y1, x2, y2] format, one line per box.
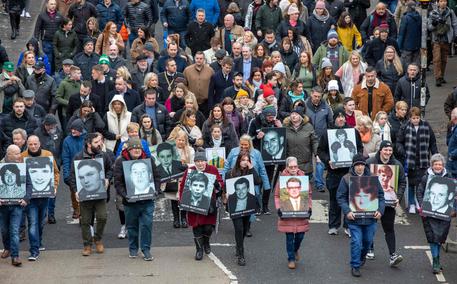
[107, 45, 127, 70]
[360, 2, 397, 42]
[215, 14, 245, 55]
[233, 45, 262, 82]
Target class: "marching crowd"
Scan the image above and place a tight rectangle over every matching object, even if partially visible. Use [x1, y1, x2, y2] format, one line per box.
[0, 0, 456, 279]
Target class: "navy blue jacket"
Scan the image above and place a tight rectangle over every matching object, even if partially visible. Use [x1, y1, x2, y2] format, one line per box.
[62, 132, 86, 183]
[105, 89, 142, 112]
[208, 70, 234, 109]
[160, 0, 191, 32]
[397, 11, 422, 51]
[156, 55, 188, 73]
[96, 1, 123, 31]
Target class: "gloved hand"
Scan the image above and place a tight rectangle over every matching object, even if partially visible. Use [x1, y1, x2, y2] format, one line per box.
[277, 209, 282, 218]
[307, 208, 312, 219]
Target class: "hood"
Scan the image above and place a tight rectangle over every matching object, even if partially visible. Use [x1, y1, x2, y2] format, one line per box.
[108, 95, 128, 116]
[427, 167, 448, 177]
[405, 73, 420, 83]
[283, 114, 310, 127]
[406, 10, 421, 22]
[121, 147, 148, 160]
[27, 38, 40, 54]
[349, 164, 371, 176]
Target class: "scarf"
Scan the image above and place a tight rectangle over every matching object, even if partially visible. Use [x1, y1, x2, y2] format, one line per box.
[359, 129, 372, 144]
[212, 136, 222, 148]
[288, 90, 305, 104]
[340, 61, 367, 97]
[404, 121, 431, 170]
[372, 11, 387, 28]
[313, 9, 329, 22]
[289, 20, 298, 27]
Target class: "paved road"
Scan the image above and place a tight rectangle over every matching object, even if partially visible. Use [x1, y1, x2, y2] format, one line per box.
[1, 3, 457, 284]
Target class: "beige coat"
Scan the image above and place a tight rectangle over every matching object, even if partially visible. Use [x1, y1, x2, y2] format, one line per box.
[183, 64, 214, 104]
[95, 33, 125, 55]
[214, 25, 245, 50]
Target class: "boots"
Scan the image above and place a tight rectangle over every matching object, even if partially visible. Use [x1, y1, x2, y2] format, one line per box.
[262, 190, 271, 215]
[237, 246, 246, 266]
[180, 210, 188, 228]
[246, 221, 252, 237]
[171, 200, 180, 228]
[432, 257, 441, 274]
[10, 28, 16, 39]
[194, 237, 204, 260]
[202, 226, 212, 254]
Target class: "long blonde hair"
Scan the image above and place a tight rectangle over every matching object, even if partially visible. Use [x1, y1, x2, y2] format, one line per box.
[383, 46, 403, 76]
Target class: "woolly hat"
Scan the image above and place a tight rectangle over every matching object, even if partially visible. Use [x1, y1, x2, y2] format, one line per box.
[194, 151, 207, 161]
[315, 1, 326, 9]
[127, 137, 143, 150]
[379, 140, 393, 151]
[272, 62, 286, 74]
[43, 114, 58, 125]
[99, 54, 110, 65]
[83, 37, 94, 47]
[333, 107, 345, 121]
[263, 86, 275, 98]
[69, 119, 84, 132]
[321, 57, 332, 69]
[328, 80, 339, 92]
[144, 42, 155, 52]
[288, 4, 300, 15]
[291, 106, 305, 117]
[262, 105, 277, 117]
[379, 23, 389, 32]
[352, 154, 366, 166]
[236, 89, 249, 99]
[327, 29, 338, 40]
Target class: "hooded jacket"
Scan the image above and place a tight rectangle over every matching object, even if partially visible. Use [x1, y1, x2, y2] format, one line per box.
[397, 10, 422, 51]
[307, 9, 336, 52]
[337, 164, 385, 225]
[62, 123, 86, 183]
[394, 74, 430, 109]
[304, 98, 333, 139]
[33, 119, 64, 165]
[103, 95, 132, 152]
[17, 38, 51, 75]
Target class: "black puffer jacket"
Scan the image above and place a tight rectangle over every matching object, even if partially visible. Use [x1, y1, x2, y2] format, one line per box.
[25, 73, 58, 113]
[1, 110, 39, 139]
[123, 1, 153, 30]
[67, 2, 98, 36]
[73, 51, 100, 80]
[375, 59, 404, 94]
[131, 102, 172, 139]
[394, 74, 430, 109]
[307, 13, 335, 52]
[34, 10, 64, 42]
[275, 20, 310, 43]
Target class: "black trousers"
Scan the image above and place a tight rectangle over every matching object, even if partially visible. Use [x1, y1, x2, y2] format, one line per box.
[192, 224, 213, 238]
[9, 12, 20, 30]
[327, 172, 347, 229]
[380, 206, 396, 254]
[232, 216, 250, 250]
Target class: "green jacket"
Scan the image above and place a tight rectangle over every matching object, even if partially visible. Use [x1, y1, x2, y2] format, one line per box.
[255, 4, 283, 33]
[56, 77, 80, 113]
[312, 42, 349, 72]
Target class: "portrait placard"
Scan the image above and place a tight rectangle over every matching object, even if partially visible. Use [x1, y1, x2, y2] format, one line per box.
[261, 127, 287, 165]
[74, 158, 107, 201]
[155, 141, 185, 183]
[349, 176, 379, 218]
[370, 164, 399, 205]
[0, 163, 26, 204]
[25, 156, 54, 198]
[327, 128, 357, 168]
[206, 147, 226, 171]
[422, 176, 457, 221]
[279, 176, 310, 218]
[226, 175, 256, 218]
[122, 159, 156, 202]
[180, 170, 216, 215]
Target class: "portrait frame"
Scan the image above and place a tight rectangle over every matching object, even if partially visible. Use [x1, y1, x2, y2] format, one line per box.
[180, 170, 216, 215]
[327, 128, 357, 168]
[370, 164, 399, 206]
[154, 141, 185, 183]
[226, 174, 256, 218]
[122, 159, 156, 202]
[206, 147, 226, 172]
[422, 176, 457, 221]
[0, 162, 26, 205]
[25, 156, 54, 198]
[349, 176, 379, 218]
[261, 127, 287, 165]
[74, 158, 107, 201]
[279, 176, 310, 218]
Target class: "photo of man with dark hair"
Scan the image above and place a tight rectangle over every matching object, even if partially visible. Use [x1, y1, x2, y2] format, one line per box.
[180, 171, 216, 214]
[75, 159, 106, 201]
[155, 142, 186, 182]
[262, 128, 286, 162]
[228, 176, 257, 216]
[423, 177, 456, 217]
[329, 128, 357, 166]
[0, 163, 25, 199]
[25, 157, 54, 196]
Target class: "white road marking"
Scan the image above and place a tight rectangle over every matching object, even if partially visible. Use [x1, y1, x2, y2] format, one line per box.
[404, 245, 431, 250]
[211, 243, 235, 247]
[425, 250, 447, 283]
[208, 252, 238, 284]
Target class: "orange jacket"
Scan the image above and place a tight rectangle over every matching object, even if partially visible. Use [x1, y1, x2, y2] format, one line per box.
[351, 78, 394, 121]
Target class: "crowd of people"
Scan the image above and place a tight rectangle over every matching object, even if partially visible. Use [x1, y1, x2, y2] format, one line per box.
[0, 0, 456, 279]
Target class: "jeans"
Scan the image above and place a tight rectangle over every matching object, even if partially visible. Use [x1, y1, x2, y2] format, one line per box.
[128, 30, 138, 46]
[408, 185, 416, 207]
[80, 199, 107, 246]
[124, 200, 155, 255]
[314, 161, 325, 189]
[0, 205, 23, 258]
[286, 232, 305, 261]
[232, 216, 250, 250]
[348, 222, 377, 268]
[42, 40, 54, 74]
[430, 242, 440, 258]
[27, 198, 49, 256]
[48, 197, 56, 217]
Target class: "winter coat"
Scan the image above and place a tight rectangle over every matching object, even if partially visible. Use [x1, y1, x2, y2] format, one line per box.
[284, 117, 318, 174]
[304, 98, 333, 139]
[67, 2, 98, 35]
[179, 164, 223, 227]
[131, 102, 172, 139]
[375, 59, 404, 94]
[336, 25, 362, 52]
[17, 38, 52, 75]
[95, 32, 125, 56]
[189, 0, 220, 26]
[447, 124, 457, 175]
[124, 1, 152, 30]
[25, 73, 58, 113]
[202, 119, 239, 149]
[160, 0, 191, 32]
[183, 64, 215, 105]
[364, 37, 401, 67]
[61, 130, 86, 183]
[244, 1, 263, 30]
[130, 37, 160, 62]
[156, 55, 188, 73]
[26, 103, 47, 125]
[279, 91, 307, 119]
[276, 20, 310, 43]
[33, 123, 64, 165]
[398, 10, 422, 51]
[0, 110, 38, 139]
[96, 1, 123, 31]
[21, 148, 60, 192]
[417, 169, 454, 243]
[274, 168, 311, 233]
[55, 77, 81, 114]
[0, 73, 25, 113]
[280, 48, 298, 73]
[312, 42, 349, 72]
[351, 78, 395, 120]
[343, 0, 370, 28]
[307, 12, 336, 52]
[185, 21, 215, 55]
[214, 25, 245, 51]
[254, 3, 283, 33]
[337, 164, 385, 225]
[394, 74, 430, 109]
[224, 146, 271, 191]
[428, 6, 457, 44]
[34, 11, 64, 42]
[53, 28, 79, 71]
[73, 52, 100, 81]
[360, 10, 398, 42]
[66, 110, 105, 134]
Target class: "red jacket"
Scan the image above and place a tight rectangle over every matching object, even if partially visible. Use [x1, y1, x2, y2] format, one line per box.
[179, 164, 223, 227]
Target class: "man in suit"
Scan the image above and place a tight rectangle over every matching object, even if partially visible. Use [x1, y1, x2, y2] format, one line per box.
[280, 177, 306, 212]
[233, 45, 262, 83]
[182, 172, 211, 209]
[157, 58, 185, 102]
[155, 142, 185, 182]
[207, 56, 234, 111]
[262, 129, 285, 161]
[228, 177, 257, 214]
[423, 177, 455, 216]
[66, 81, 102, 118]
[105, 76, 142, 112]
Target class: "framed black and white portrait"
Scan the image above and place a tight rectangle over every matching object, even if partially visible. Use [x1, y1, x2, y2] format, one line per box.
[370, 164, 399, 206]
[155, 141, 185, 183]
[25, 157, 54, 198]
[0, 163, 26, 204]
[122, 159, 156, 201]
[74, 158, 107, 201]
[327, 128, 357, 168]
[279, 176, 310, 218]
[422, 176, 456, 221]
[180, 170, 216, 215]
[349, 176, 379, 218]
[261, 127, 287, 165]
[206, 147, 225, 171]
[226, 175, 257, 218]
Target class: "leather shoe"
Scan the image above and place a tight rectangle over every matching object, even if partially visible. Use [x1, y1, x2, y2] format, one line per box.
[288, 261, 296, 269]
[82, 246, 92, 256]
[12, 257, 22, 267]
[352, 268, 361, 277]
[95, 241, 104, 253]
[1, 250, 10, 258]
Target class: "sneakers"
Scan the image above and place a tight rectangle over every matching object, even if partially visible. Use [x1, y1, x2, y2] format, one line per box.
[39, 247, 46, 251]
[143, 251, 153, 261]
[129, 251, 138, 258]
[95, 241, 104, 253]
[344, 228, 351, 238]
[366, 250, 375, 260]
[351, 267, 361, 277]
[82, 246, 92, 256]
[12, 257, 22, 267]
[409, 205, 416, 214]
[28, 255, 39, 261]
[262, 208, 271, 215]
[1, 249, 10, 258]
[328, 228, 338, 235]
[288, 260, 296, 269]
[255, 208, 262, 216]
[389, 253, 403, 267]
[25, 12, 31, 18]
[118, 225, 127, 239]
